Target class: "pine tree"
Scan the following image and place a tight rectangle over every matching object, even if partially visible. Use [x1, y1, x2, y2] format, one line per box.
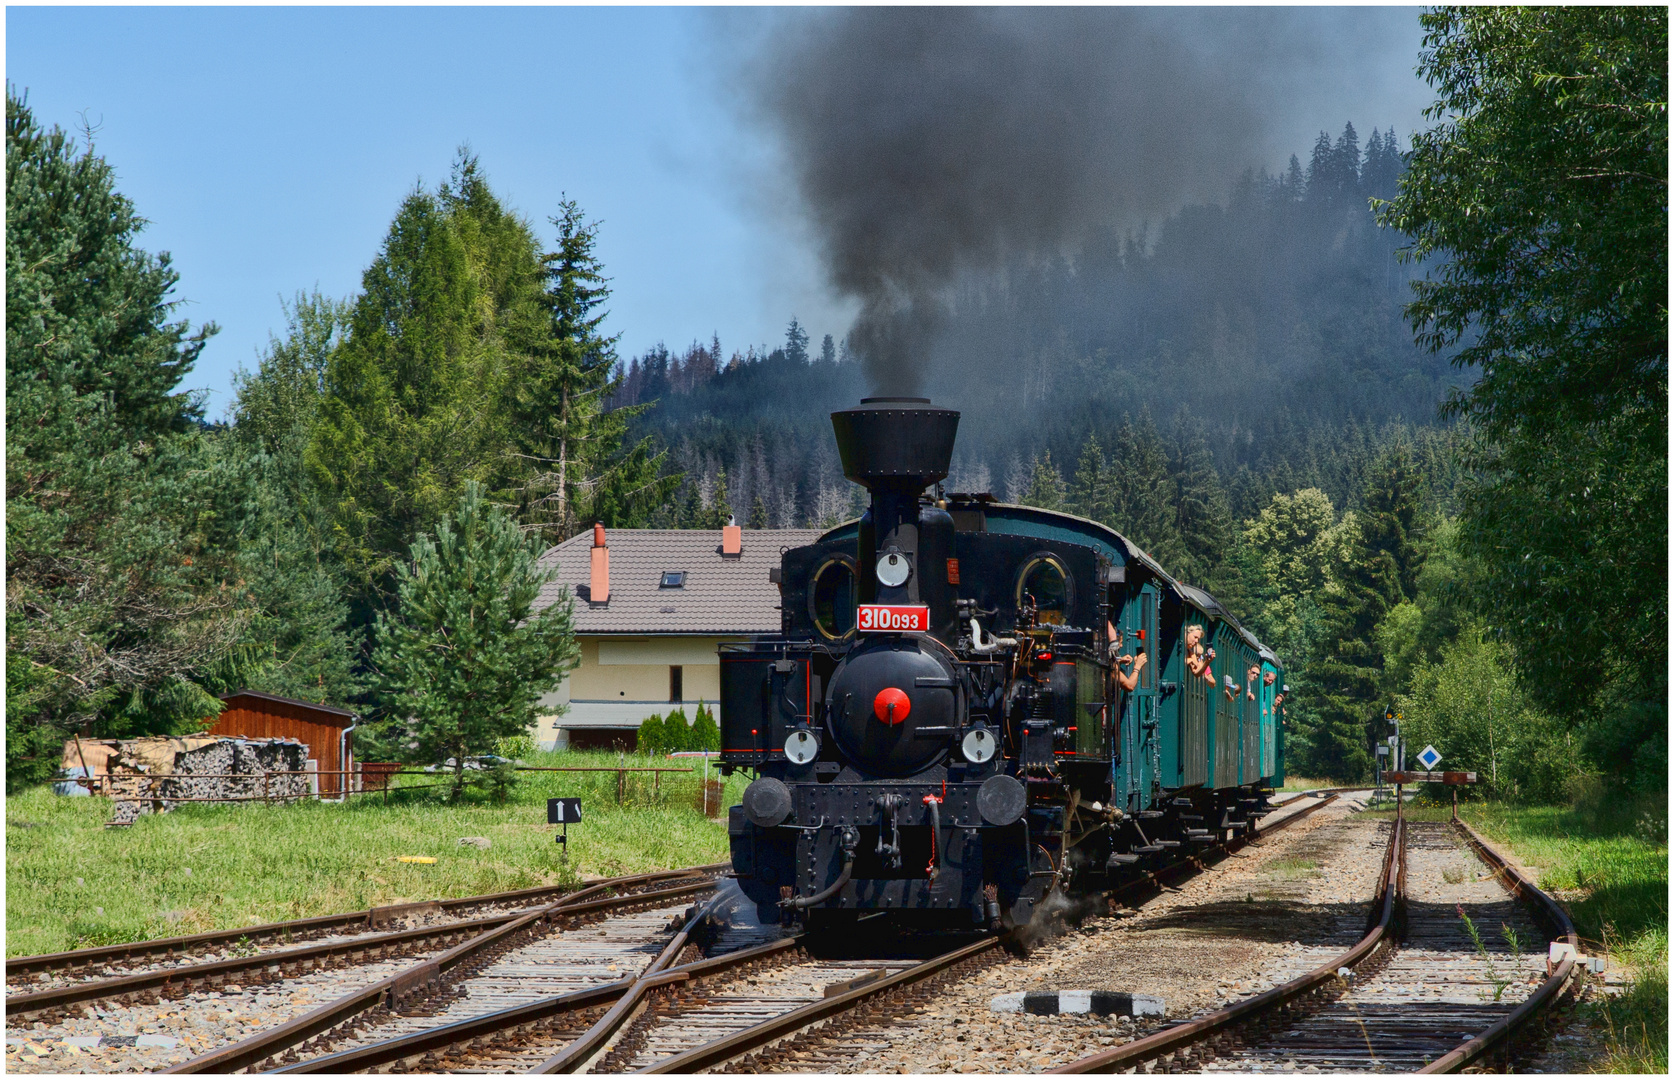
[748, 494, 769, 529]
[7, 91, 246, 783]
[373, 483, 579, 798]
[818, 333, 837, 365]
[512, 197, 676, 543]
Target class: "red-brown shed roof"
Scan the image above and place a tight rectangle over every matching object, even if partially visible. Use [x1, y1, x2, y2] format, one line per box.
[217, 690, 358, 724]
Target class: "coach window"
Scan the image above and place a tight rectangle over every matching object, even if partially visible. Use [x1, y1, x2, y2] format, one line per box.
[811, 558, 858, 640]
[1017, 555, 1071, 625]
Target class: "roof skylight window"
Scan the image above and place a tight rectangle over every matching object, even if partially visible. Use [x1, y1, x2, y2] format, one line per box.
[660, 571, 687, 588]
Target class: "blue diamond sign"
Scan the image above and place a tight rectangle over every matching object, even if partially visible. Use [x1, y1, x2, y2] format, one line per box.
[1417, 745, 1442, 770]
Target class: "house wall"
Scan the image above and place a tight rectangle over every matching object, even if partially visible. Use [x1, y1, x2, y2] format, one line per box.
[537, 635, 743, 750]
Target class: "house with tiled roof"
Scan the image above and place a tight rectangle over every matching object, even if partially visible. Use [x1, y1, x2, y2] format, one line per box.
[533, 523, 821, 750]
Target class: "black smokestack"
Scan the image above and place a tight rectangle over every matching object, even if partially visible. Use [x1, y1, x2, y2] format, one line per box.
[746, 8, 1292, 395]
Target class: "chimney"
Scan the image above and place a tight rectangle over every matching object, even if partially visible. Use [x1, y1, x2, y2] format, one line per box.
[589, 523, 610, 604]
[721, 517, 742, 558]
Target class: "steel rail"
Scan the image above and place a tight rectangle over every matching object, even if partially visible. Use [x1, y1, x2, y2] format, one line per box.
[265, 938, 803, 1074]
[631, 793, 1343, 1076]
[8, 909, 534, 1019]
[5, 871, 722, 1018]
[533, 894, 727, 1074]
[1050, 816, 1407, 1074]
[158, 877, 717, 1075]
[1417, 819, 1581, 1073]
[6, 864, 726, 980]
[147, 794, 1336, 1076]
[638, 936, 1004, 1074]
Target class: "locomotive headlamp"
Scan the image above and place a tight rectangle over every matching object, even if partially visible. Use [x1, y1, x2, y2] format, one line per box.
[784, 729, 819, 765]
[961, 726, 997, 764]
[876, 549, 911, 587]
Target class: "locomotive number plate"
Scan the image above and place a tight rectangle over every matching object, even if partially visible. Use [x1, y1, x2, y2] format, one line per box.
[857, 604, 929, 632]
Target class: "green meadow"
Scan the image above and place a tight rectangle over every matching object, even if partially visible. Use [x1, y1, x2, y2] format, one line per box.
[6, 750, 746, 958]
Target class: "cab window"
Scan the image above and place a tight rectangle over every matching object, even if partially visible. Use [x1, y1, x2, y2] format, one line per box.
[811, 559, 857, 639]
[1017, 555, 1072, 625]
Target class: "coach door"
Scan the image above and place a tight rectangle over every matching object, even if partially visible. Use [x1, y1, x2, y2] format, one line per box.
[1119, 584, 1161, 810]
[1182, 617, 1208, 788]
[1260, 661, 1278, 779]
[1210, 626, 1239, 788]
[1137, 587, 1159, 804]
[1241, 647, 1260, 785]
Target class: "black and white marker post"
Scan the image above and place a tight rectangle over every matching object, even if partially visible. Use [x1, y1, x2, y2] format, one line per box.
[549, 797, 582, 860]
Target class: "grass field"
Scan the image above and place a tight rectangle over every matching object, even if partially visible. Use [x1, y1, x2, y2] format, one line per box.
[5, 750, 746, 958]
[1277, 775, 1344, 792]
[1367, 794, 1668, 1072]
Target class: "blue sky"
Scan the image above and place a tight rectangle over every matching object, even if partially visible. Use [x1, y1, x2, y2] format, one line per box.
[7, 7, 1434, 418]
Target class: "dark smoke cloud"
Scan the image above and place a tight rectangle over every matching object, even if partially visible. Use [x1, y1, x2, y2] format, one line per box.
[743, 8, 1377, 395]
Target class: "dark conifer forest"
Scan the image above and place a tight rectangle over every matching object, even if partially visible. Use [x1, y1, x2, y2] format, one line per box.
[616, 122, 1445, 533]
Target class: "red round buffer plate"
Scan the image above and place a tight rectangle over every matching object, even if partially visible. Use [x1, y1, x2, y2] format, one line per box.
[873, 687, 911, 725]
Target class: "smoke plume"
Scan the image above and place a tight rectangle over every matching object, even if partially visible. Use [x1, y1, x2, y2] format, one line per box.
[745, 8, 1325, 394]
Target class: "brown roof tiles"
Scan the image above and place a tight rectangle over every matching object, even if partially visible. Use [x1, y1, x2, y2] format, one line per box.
[535, 528, 822, 635]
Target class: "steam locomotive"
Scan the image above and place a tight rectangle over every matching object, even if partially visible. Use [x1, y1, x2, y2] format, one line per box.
[719, 399, 1286, 932]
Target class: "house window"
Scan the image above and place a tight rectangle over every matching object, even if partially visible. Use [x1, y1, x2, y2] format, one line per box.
[660, 571, 686, 588]
[669, 666, 683, 702]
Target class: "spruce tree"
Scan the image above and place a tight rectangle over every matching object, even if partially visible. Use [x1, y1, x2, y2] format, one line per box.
[1022, 451, 1067, 511]
[784, 317, 810, 364]
[1109, 413, 1183, 565]
[1303, 444, 1427, 780]
[1169, 416, 1236, 587]
[512, 198, 675, 543]
[1068, 434, 1113, 524]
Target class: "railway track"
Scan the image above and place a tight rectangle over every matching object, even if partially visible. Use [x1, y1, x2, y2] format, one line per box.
[582, 793, 1343, 1076]
[11, 796, 1341, 1073]
[1050, 816, 1580, 1074]
[127, 793, 1328, 1075]
[5, 867, 721, 1022]
[154, 875, 725, 1074]
[6, 864, 726, 988]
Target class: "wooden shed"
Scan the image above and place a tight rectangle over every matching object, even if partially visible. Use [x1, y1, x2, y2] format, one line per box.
[209, 691, 358, 796]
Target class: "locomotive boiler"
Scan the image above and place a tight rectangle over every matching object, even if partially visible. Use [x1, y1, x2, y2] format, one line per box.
[719, 398, 1286, 932]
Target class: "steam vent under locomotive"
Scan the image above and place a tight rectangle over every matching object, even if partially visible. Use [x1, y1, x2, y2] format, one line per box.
[720, 398, 1287, 932]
